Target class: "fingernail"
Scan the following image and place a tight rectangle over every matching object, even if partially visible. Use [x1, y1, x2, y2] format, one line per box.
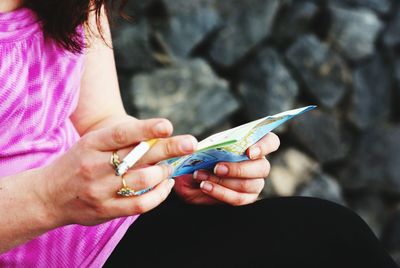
[250, 147, 261, 159]
[214, 164, 228, 176]
[168, 178, 175, 187]
[180, 138, 195, 153]
[200, 181, 213, 192]
[154, 121, 169, 135]
[193, 170, 209, 181]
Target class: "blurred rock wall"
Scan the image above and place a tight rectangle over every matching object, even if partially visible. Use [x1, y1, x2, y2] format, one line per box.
[111, 0, 400, 262]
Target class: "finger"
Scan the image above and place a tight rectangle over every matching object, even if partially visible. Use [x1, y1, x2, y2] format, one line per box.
[173, 175, 223, 205]
[199, 181, 258, 206]
[122, 165, 173, 191]
[213, 158, 271, 179]
[136, 135, 198, 165]
[85, 118, 173, 151]
[111, 179, 175, 216]
[193, 170, 265, 194]
[247, 132, 280, 160]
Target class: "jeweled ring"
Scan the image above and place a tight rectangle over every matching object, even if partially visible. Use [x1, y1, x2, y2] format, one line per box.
[110, 151, 121, 169]
[117, 176, 135, 197]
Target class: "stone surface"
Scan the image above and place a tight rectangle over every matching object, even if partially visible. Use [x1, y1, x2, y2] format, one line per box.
[340, 126, 400, 194]
[286, 35, 350, 108]
[328, 6, 383, 61]
[209, 0, 280, 66]
[273, 1, 318, 46]
[346, 0, 391, 14]
[239, 48, 299, 121]
[349, 194, 387, 237]
[289, 109, 347, 163]
[382, 208, 400, 261]
[267, 148, 319, 197]
[118, 74, 136, 116]
[112, 21, 156, 71]
[296, 173, 346, 206]
[383, 6, 400, 47]
[395, 58, 400, 114]
[395, 58, 400, 86]
[111, 0, 400, 251]
[131, 59, 240, 135]
[350, 55, 391, 129]
[155, 0, 220, 58]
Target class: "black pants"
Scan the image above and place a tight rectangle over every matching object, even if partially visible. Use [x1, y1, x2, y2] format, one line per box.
[105, 193, 397, 268]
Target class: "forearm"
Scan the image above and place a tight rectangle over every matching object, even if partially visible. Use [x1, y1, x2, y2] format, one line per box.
[71, 8, 128, 136]
[0, 167, 59, 253]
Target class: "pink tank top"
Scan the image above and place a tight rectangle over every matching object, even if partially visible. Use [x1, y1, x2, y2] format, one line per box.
[0, 7, 137, 267]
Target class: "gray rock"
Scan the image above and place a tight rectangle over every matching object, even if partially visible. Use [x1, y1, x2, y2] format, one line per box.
[383, 6, 400, 47]
[348, 194, 387, 237]
[328, 6, 383, 61]
[156, 0, 221, 58]
[239, 48, 299, 121]
[131, 59, 240, 135]
[382, 208, 400, 259]
[289, 109, 347, 163]
[340, 126, 400, 194]
[118, 74, 136, 116]
[112, 21, 156, 71]
[395, 58, 400, 86]
[274, 1, 319, 45]
[349, 55, 391, 129]
[346, 0, 391, 14]
[296, 173, 346, 206]
[267, 148, 320, 197]
[209, 0, 280, 66]
[286, 35, 350, 108]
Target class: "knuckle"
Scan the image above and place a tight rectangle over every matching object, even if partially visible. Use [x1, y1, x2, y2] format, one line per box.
[78, 158, 96, 179]
[220, 187, 228, 202]
[162, 165, 171, 179]
[83, 185, 102, 205]
[132, 199, 147, 214]
[92, 202, 109, 218]
[233, 165, 243, 178]
[134, 169, 147, 180]
[263, 160, 271, 177]
[161, 186, 171, 200]
[214, 176, 223, 185]
[78, 135, 93, 150]
[111, 126, 128, 145]
[233, 194, 246, 206]
[164, 139, 174, 157]
[134, 176, 147, 188]
[239, 180, 251, 192]
[258, 179, 266, 192]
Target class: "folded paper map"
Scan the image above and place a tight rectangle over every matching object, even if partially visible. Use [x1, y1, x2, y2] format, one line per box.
[162, 105, 316, 178]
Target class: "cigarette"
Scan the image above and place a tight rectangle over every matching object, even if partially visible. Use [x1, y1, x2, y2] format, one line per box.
[115, 139, 158, 176]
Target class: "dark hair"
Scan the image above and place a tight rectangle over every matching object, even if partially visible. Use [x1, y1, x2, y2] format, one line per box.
[25, 0, 127, 54]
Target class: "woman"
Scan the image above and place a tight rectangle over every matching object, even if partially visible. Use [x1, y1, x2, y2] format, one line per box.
[0, 0, 396, 267]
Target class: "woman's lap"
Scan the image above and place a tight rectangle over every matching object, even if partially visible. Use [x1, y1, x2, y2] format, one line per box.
[105, 193, 397, 268]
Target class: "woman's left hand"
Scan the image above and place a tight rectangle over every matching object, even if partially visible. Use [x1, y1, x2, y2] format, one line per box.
[173, 132, 280, 206]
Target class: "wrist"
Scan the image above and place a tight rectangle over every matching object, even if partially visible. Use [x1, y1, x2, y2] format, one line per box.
[31, 166, 66, 230]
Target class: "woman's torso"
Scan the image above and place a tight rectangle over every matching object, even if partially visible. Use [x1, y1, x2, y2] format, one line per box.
[0, 7, 137, 267]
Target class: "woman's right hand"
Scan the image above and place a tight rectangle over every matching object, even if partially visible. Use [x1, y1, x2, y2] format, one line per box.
[39, 118, 197, 227]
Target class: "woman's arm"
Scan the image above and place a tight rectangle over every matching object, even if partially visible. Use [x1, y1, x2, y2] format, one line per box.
[0, 167, 61, 252]
[0, 9, 199, 253]
[70, 8, 128, 135]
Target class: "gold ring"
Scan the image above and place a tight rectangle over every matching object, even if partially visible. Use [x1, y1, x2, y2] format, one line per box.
[116, 176, 136, 197]
[110, 151, 121, 169]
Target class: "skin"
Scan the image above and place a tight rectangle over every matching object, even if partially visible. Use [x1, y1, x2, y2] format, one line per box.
[0, 1, 280, 253]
